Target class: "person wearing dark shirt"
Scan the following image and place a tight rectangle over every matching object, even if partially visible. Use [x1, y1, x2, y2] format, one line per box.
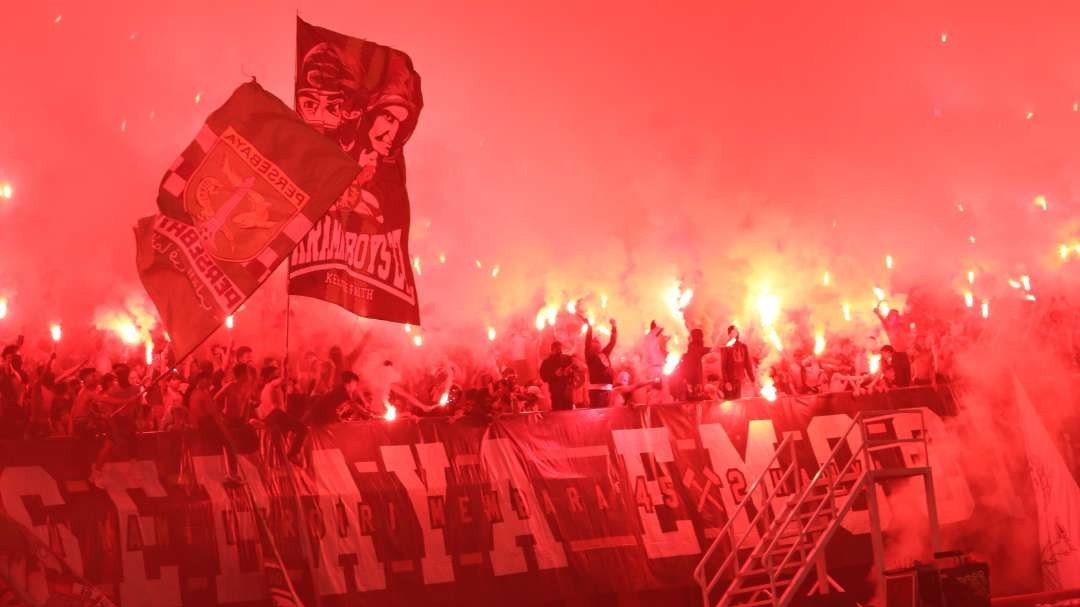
[679, 328, 711, 400]
[721, 325, 756, 400]
[584, 319, 618, 408]
[539, 341, 576, 411]
[881, 345, 912, 388]
[306, 371, 364, 425]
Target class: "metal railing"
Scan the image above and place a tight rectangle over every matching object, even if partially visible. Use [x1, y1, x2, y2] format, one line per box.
[694, 408, 933, 607]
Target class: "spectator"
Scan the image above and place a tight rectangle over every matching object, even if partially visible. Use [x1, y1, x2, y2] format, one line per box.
[721, 325, 756, 400]
[678, 328, 711, 400]
[256, 365, 306, 465]
[539, 341, 576, 411]
[584, 319, 618, 408]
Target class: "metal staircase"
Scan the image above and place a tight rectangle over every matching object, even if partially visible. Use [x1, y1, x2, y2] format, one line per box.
[692, 408, 940, 607]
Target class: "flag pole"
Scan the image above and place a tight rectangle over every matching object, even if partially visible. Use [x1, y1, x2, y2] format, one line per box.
[283, 280, 292, 383]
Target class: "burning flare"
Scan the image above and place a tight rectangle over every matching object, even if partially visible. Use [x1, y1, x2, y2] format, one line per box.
[224, 315, 235, 330]
[383, 403, 397, 421]
[49, 323, 62, 343]
[0, 297, 7, 320]
[813, 332, 826, 356]
[438, 392, 449, 407]
[760, 377, 777, 402]
[487, 326, 497, 341]
[662, 351, 680, 376]
[145, 340, 154, 365]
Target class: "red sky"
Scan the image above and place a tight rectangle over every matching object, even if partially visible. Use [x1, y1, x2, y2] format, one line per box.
[1, 1, 1079, 347]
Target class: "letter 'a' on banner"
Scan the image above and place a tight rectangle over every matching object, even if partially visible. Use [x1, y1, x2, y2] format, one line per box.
[288, 18, 423, 326]
[135, 81, 360, 361]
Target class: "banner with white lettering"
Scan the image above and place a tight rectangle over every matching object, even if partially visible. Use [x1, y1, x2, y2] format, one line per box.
[288, 18, 423, 325]
[0, 389, 1042, 605]
[134, 81, 360, 360]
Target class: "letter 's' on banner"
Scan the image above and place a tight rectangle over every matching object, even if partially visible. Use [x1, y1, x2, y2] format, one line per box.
[134, 81, 360, 360]
[288, 18, 423, 325]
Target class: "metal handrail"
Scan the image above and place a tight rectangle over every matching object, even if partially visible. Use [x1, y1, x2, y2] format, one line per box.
[765, 408, 929, 606]
[693, 432, 800, 604]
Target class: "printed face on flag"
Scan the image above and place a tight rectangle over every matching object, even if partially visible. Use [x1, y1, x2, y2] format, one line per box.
[289, 18, 424, 326]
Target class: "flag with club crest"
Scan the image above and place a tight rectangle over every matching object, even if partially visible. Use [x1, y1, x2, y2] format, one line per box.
[135, 81, 360, 360]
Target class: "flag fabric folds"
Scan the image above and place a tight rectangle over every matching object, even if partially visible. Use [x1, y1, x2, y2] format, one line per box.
[135, 81, 360, 360]
[288, 18, 423, 325]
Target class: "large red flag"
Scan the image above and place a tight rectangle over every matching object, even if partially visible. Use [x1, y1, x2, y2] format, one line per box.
[288, 18, 423, 325]
[135, 81, 360, 360]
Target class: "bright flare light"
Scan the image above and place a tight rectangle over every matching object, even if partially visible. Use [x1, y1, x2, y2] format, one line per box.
[439, 253, 446, 264]
[412, 256, 422, 276]
[868, 353, 881, 374]
[981, 300, 990, 319]
[885, 255, 894, 270]
[404, 323, 412, 333]
[413, 335, 423, 347]
[963, 291, 974, 308]
[756, 293, 781, 327]
[383, 404, 397, 422]
[1008, 279, 1022, 289]
[224, 315, 234, 330]
[118, 321, 140, 344]
[438, 392, 449, 407]
[50, 323, 62, 343]
[760, 378, 777, 402]
[967, 270, 975, 284]
[842, 302, 852, 322]
[813, 332, 826, 356]
[1021, 275, 1031, 291]
[487, 326, 497, 341]
[145, 341, 154, 365]
[600, 294, 608, 309]
[491, 265, 500, 278]
[0, 182, 12, 199]
[566, 300, 576, 314]
[0, 298, 7, 320]
[1034, 195, 1048, 211]
[822, 271, 831, 287]
[872, 287, 886, 302]
[662, 352, 680, 376]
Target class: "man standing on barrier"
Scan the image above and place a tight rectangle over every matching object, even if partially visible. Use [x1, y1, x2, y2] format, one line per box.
[584, 316, 618, 408]
[539, 341, 576, 411]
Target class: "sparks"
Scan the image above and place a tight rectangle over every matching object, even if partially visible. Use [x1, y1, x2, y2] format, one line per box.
[383, 404, 397, 422]
[50, 323, 62, 343]
[224, 315, 234, 330]
[967, 270, 975, 284]
[963, 291, 974, 308]
[1025, 294, 1037, 302]
[1008, 279, 1022, 289]
[412, 256, 422, 276]
[1034, 195, 1048, 211]
[487, 326, 497, 341]
[981, 300, 990, 319]
[822, 271, 831, 287]
[872, 287, 886, 302]
[813, 332, 826, 356]
[885, 254, 894, 270]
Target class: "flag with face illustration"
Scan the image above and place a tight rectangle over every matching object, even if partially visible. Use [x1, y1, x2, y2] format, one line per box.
[135, 81, 360, 360]
[288, 18, 423, 325]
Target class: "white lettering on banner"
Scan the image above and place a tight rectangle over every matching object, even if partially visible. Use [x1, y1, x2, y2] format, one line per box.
[890, 408, 975, 525]
[310, 449, 385, 594]
[805, 414, 888, 534]
[698, 420, 780, 542]
[381, 443, 455, 584]
[612, 428, 701, 558]
[480, 437, 568, 575]
[192, 456, 270, 603]
[97, 461, 182, 607]
[0, 467, 84, 575]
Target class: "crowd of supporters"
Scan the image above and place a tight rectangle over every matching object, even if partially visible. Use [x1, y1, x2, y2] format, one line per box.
[1, 294, 1078, 479]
